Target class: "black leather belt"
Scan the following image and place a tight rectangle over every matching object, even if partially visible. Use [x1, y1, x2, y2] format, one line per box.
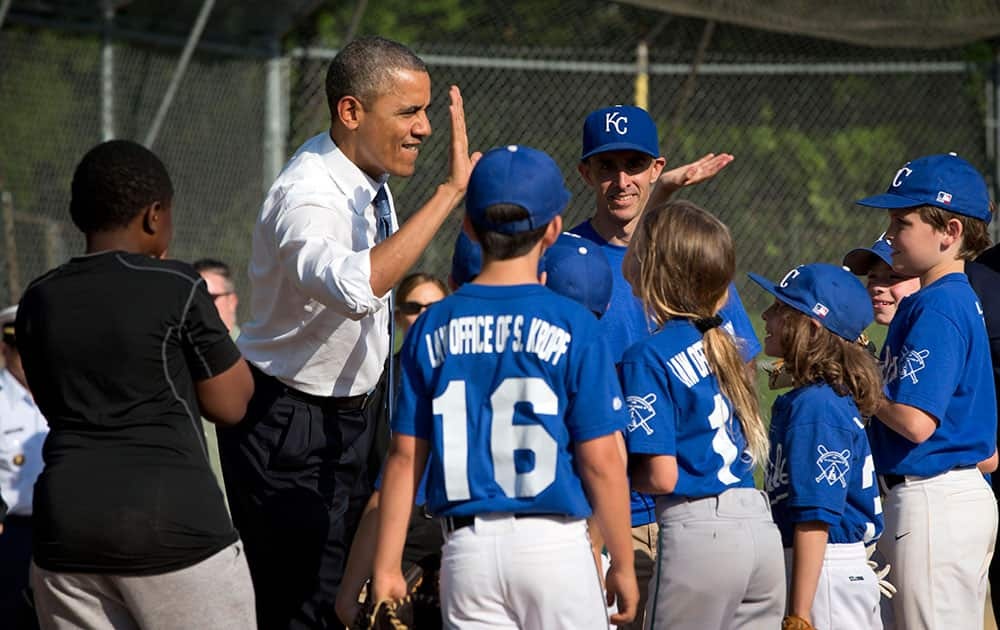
[250, 362, 370, 411]
[443, 513, 562, 534]
[882, 473, 906, 491]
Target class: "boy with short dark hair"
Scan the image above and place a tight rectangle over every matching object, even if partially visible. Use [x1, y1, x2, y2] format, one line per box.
[372, 145, 637, 629]
[17, 140, 256, 629]
[857, 153, 999, 630]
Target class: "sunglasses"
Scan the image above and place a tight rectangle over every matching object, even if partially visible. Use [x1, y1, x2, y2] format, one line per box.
[397, 301, 436, 316]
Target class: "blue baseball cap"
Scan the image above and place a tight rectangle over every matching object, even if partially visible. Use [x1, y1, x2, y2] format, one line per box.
[581, 105, 660, 161]
[748, 263, 873, 341]
[857, 153, 991, 223]
[842, 235, 894, 276]
[451, 231, 482, 286]
[544, 233, 613, 317]
[466, 145, 570, 235]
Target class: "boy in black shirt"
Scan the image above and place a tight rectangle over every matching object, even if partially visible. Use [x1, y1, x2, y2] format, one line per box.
[16, 140, 256, 629]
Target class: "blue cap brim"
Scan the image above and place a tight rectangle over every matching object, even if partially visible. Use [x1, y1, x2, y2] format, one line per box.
[581, 142, 659, 161]
[856, 193, 923, 209]
[842, 247, 892, 274]
[747, 272, 817, 325]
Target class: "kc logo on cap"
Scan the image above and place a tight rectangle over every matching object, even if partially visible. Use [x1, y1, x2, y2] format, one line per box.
[605, 111, 628, 135]
[581, 105, 660, 161]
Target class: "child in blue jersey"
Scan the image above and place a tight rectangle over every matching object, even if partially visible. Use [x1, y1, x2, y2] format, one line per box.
[373, 145, 637, 629]
[843, 236, 921, 329]
[856, 153, 999, 630]
[751, 263, 885, 630]
[621, 200, 783, 630]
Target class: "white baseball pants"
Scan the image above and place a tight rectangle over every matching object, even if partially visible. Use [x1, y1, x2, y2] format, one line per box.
[438, 513, 608, 630]
[783, 542, 882, 629]
[877, 467, 998, 630]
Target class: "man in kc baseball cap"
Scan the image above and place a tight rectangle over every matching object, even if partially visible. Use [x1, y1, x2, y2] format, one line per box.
[749, 263, 874, 342]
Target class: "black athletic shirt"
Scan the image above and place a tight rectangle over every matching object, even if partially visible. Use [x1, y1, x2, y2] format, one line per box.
[16, 251, 241, 574]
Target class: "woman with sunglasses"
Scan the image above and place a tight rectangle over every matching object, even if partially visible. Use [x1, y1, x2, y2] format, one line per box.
[395, 272, 449, 337]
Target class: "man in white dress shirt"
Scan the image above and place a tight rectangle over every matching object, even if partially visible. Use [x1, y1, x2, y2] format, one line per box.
[0, 304, 48, 628]
[217, 36, 478, 630]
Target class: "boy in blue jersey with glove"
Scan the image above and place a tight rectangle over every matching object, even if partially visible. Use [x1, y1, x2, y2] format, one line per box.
[373, 145, 637, 629]
[858, 153, 999, 630]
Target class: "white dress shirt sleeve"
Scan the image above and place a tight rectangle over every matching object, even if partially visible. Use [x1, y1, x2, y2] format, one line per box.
[274, 201, 384, 320]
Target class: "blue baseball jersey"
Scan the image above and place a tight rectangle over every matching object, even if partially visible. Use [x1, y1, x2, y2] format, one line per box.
[393, 283, 628, 518]
[870, 273, 998, 476]
[572, 219, 762, 523]
[766, 384, 883, 548]
[621, 318, 756, 498]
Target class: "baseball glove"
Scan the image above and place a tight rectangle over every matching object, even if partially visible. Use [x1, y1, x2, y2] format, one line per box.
[353, 564, 441, 630]
[782, 615, 816, 630]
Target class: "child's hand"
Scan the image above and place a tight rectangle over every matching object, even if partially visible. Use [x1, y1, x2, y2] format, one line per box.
[605, 562, 639, 625]
[371, 569, 408, 604]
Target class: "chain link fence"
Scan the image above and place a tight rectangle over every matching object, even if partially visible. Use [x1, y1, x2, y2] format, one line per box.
[1, 6, 996, 319]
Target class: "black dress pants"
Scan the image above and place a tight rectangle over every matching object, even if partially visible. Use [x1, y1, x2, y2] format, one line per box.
[218, 364, 380, 630]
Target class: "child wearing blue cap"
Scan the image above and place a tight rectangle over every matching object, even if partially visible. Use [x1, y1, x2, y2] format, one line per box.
[857, 153, 998, 630]
[372, 145, 637, 629]
[751, 263, 885, 630]
[621, 200, 784, 630]
[843, 235, 921, 328]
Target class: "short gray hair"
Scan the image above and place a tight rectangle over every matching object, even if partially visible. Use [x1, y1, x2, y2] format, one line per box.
[326, 36, 428, 115]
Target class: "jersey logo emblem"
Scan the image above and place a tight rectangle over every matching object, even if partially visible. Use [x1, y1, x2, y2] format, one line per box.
[899, 345, 930, 384]
[765, 443, 790, 501]
[626, 393, 657, 435]
[815, 444, 851, 487]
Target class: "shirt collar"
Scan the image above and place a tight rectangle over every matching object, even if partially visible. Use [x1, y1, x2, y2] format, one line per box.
[317, 132, 390, 216]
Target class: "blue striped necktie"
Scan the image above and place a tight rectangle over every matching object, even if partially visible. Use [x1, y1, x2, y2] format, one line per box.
[373, 187, 395, 422]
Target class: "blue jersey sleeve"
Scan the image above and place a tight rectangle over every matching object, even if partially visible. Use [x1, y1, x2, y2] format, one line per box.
[565, 334, 629, 442]
[883, 306, 963, 421]
[621, 358, 677, 456]
[784, 421, 854, 527]
[393, 329, 431, 440]
[720, 283, 761, 363]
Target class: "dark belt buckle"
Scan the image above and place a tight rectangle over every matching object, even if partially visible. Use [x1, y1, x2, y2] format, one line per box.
[882, 473, 905, 491]
[444, 515, 475, 533]
[331, 392, 369, 411]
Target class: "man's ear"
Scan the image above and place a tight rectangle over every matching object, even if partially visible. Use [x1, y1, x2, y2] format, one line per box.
[336, 96, 365, 131]
[141, 202, 163, 235]
[577, 160, 595, 186]
[650, 156, 667, 182]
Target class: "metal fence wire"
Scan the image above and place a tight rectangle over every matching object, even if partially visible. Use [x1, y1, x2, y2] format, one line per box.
[1, 12, 995, 319]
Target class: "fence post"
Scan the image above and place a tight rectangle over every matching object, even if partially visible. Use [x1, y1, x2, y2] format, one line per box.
[264, 39, 289, 191]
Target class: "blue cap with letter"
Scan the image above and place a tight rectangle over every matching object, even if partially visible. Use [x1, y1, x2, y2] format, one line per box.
[748, 263, 874, 341]
[544, 233, 613, 317]
[581, 105, 659, 161]
[465, 145, 570, 235]
[856, 153, 991, 223]
[842, 235, 895, 276]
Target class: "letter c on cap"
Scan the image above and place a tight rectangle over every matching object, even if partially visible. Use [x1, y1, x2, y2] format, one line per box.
[779, 267, 801, 288]
[892, 166, 913, 188]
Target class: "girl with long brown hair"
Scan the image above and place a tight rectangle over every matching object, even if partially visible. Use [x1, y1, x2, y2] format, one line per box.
[621, 200, 784, 629]
[750, 263, 884, 630]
